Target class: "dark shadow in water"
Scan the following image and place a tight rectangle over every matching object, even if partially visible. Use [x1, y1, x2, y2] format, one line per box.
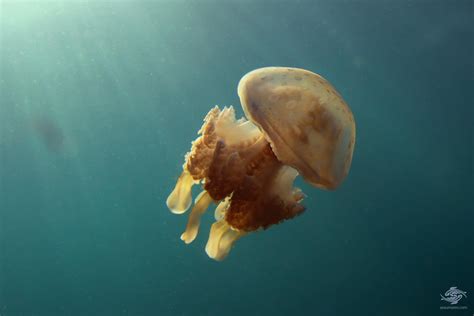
[32, 117, 65, 152]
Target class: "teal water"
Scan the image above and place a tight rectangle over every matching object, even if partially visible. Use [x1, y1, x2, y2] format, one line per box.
[0, 1, 472, 315]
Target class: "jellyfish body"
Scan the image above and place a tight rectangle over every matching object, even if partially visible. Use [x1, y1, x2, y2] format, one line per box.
[238, 67, 356, 189]
[167, 67, 355, 260]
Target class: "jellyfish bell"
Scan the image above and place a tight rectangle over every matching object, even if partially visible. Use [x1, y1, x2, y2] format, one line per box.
[167, 67, 356, 261]
[238, 67, 356, 190]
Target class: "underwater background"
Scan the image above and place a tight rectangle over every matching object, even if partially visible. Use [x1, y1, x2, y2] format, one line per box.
[0, 1, 472, 315]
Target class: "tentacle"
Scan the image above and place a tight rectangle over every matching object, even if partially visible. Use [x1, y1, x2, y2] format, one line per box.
[214, 197, 231, 220]
[166, 170, 195, 214]
[205, 220, 246, 261]
[180, 191, 213, 244]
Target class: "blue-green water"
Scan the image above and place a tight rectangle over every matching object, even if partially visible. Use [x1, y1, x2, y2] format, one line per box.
[1, 1, 472, 315]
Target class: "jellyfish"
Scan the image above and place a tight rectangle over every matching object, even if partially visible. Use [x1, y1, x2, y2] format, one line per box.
[167, 67, 356, 261]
